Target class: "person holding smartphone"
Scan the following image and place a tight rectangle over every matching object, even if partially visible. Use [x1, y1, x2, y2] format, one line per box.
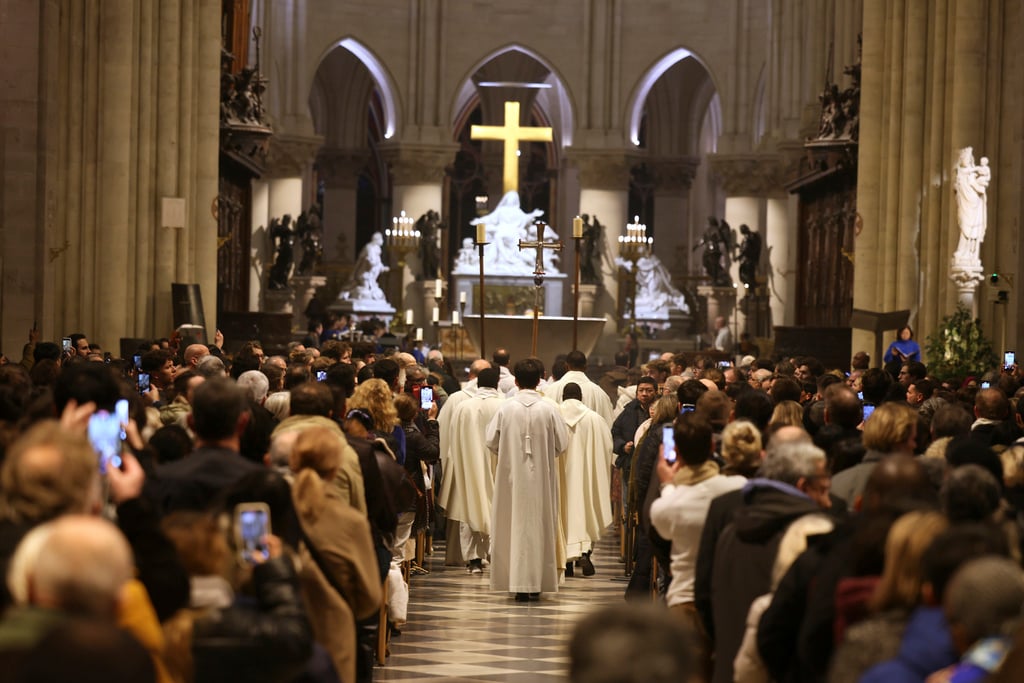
[650, 413, 747, 679]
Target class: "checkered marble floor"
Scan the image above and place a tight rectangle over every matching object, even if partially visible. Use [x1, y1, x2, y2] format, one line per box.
[377, 531, 627, 682]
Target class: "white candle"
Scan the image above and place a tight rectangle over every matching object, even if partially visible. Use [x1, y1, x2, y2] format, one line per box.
[434, 279, 442, 298]
[452, 311, 460, 326]
[459, 291, 467, 304]
[573, 216, 583, 238]
[415, 327, 423, 341]
[476, 224, 486, 244]
[405, 309, 413, 325]
[432, 306, 439, 323]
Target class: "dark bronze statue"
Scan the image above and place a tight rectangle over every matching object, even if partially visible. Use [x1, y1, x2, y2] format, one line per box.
[294, 205, 323, 276]
[579, 214, 603, 285]
[268, 214, 294, 290]
[736, 223, 762, 289]
[416, 210, 443, 280]
[694, 217, 733, 287]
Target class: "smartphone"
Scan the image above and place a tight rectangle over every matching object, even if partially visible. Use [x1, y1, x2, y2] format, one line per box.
[115, 398, 129, 441]
[679, 403, 696, 415]
[1004, 351, 1015, 369]
[857, 391, 864, 400]
[234, 502, 271, 565]
[133, 354, 142, 371]
[316, 370, 327, 382]
[137, 372, 151, 395]
[662, 423, 678, 466]
[981, 381, 991, 389]
[420, 386, 434, 410]
[61, 337, 72, 354]
[863, 403, 876, 422]
[88, 410, 124, 473]
[719, 360, 731, 368]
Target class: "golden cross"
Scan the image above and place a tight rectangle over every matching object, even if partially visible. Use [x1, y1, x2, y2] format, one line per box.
[518, 235, 563, 276]
[471, 101, 553, 194]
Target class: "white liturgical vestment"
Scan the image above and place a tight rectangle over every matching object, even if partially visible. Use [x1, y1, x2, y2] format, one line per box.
[543, 370, 614, 426]
[558, 398, 615, 559]
[486, 389, 569, 593]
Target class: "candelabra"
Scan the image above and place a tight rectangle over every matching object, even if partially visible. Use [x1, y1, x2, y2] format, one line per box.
[617, 215, 653, 332]
[475, 224, 489, 355]
[385, 210, 420, 333]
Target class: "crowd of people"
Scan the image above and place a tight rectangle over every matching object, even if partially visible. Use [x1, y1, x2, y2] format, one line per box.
[3, 322, 1024, 683]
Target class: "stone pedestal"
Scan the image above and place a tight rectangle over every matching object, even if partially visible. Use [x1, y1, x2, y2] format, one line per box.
[291, 275, 327, 334]
[740, 290, 772, 338]
[264, 288, 295, 318]
[697, 285, 738, 342]
[950, 255, 984, 317]
[576, 283, 599, 318]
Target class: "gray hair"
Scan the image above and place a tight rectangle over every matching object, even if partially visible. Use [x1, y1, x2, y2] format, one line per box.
[236, 370, 270, 404]
[759, 440, 826, 486]
[195, 354, 226, 379]
[946, 556, 1024, 642]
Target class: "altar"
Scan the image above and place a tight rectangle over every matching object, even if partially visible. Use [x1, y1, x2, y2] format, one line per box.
[463, 314, 606, 363]
[452, 273, 566, 316]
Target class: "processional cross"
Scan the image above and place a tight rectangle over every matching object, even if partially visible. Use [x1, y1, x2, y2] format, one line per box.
[518, 232, 563, 356]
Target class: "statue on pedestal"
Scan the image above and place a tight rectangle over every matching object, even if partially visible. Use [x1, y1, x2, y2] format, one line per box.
[735, 223, 762, 289]
[579, 214, 603, 285]
[468, 191, 552, 275]
[339, 232, 390, 302]
[953, 147, 991, 265]
[615, 253, 690, 319]
[416, 210, 443, 280]
[268, 214, 295, 290]
[695, 217, 733, 287]
[294, 205, 323, 276]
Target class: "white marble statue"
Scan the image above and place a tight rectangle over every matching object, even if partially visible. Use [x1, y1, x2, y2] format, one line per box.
[464, 191, 558, 275]
[953, 147, 991, 264]
[452, 237, 478, 273]
[339, 232, 390, 302]
[616, 253, 689, 319]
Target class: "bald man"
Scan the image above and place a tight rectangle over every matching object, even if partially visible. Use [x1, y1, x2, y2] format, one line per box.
[183, 343, 210, 369]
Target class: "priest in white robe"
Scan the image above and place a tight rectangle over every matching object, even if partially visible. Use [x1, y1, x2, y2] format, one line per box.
[437, 367, 504, 573]
[558, 382, 615, 575]
[486, 358, 569, 600]
[543, 350, 614, 426]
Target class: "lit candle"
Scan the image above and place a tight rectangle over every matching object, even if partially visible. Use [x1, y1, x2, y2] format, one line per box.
[459, 291, 467, 305]
[405, 309, 413, 325]
[573, 216, 583, 238]
[432, 306, 439, 323]
[452, 311, 460, 326]
[476, 224, 486, 244]
[434, 279, 442, 298]
[415, 327, 423, 341]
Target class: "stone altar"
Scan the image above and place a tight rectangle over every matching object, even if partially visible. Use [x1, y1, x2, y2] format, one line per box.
[452, 273, 566, 317]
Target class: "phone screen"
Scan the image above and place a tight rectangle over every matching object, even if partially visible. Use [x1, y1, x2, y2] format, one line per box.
[115, 399, 129, 441]
[316, 370, 327, 382]
[662, 423, 678, 466]
[88, 410, 123, 473]
[137, 373, 150, 395]
[1005, 351, 1015, 368]
[863, 404, 876, 422]
[981, 381, 991, 389]
[62, 338, 72, 354]
[133, 354, 142, 371]
[719, 360, 731, 368]
[420, 386, 433, 410]
[236, 506, 271, 564]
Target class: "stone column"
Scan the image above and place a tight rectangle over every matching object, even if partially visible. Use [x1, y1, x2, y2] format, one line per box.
[650, 157, 699, 275]
[570, 151, 634, 349]
[317, 148, 366, 265]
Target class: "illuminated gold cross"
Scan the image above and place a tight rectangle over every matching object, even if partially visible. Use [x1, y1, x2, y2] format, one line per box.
[471, 101, 553, 194]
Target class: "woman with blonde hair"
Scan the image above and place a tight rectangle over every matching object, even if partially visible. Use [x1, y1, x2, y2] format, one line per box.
[721, 420, 762, 478]
[829, 510, 949, 683]
[347, 378, 404, 463]
[766, 400, 804, 436]
[832, 401, 919, 504]
[290, 426, 382, 683]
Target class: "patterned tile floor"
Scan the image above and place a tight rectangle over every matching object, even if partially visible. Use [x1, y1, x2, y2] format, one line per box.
[376, 531, 627, 682]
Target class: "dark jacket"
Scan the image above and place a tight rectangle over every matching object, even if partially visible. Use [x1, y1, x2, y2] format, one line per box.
[612, 398, 649, 471]
[710, 480, 824, 683]
[192, 555, 313, 683]
[859, 606, 957, 683]
[149, 446, 265, 513]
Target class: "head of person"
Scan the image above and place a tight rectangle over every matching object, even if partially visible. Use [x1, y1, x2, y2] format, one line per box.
[394, 392, 421, 425]
[721, 419, 763, 476]
[563, 382, 583, 402]
[161, 511, 230, 580]
[635, 377, 658, 408]
[27, 515, 135, 620]
[945, 557, 1024, 655]
[347, 378, 398, 433]
[195, 354, 227, 379]
[696, 390, 731, 432]
[869, 510, 949, 613]
[676, 379, 707, 414]
[861, 367, 892, 405]
[859, 454, 939, 514]
[289, 425, 346, 482]
[898, 325, 914, 341]
[768, 376, 802, 404]
[236, 370, 269, 405]
[565, 350, 587, 372]
[569, 603, 691, 683]
[0, 420, 102, 524]
[975, 387, 1010, 421]
[824, 384, 863, 429]
[862, 401, 918, 455]
[941, 464, 1002, 523]
[759, 439, 831, 509]
[898, 360, 927, 387]
[467, 358, 492, 381]
[372, 358, 401, 392]
[476, 367, 500, 390]
[734, 389, 774, 432]
[183, 343, 210, 368]
[674, 413, 714, 467]
[767, 400, 804, 433]
[68, 333, 90, 358]
[188, 378, 250, 443]
[513, 358, 544, 390]
[492, 348, 511, 368]
[140, 349, 175, 388]
[906, 379, 934, 406]
[851, 351, 871, 370]
[288, 381, 334, 418]
[931, 403, 973, 439]
[921, 524, 1010, 608]
[342, 407, 375, 438]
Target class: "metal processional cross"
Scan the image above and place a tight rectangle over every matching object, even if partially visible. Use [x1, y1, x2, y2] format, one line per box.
[518, 230, 563, 356]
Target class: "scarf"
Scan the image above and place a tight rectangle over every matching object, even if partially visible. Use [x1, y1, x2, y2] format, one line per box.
[672, 460, 721, 486]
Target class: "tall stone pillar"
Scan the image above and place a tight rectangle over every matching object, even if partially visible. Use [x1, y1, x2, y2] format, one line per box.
[650, 157, 699, 275]
[571, 151, 634, 349]
[317, 148, 366, 264]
